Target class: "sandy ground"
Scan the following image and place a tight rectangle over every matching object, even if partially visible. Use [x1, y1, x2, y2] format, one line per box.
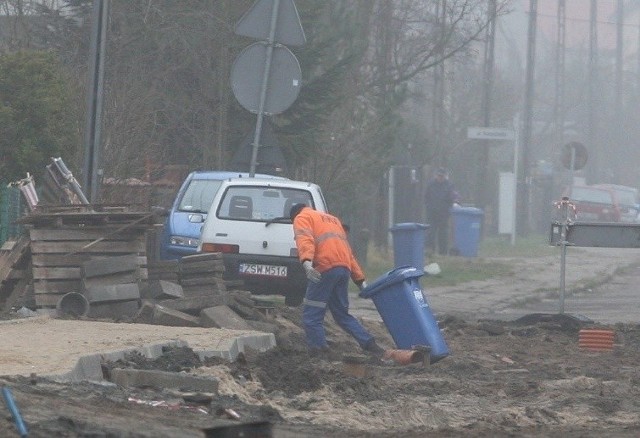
[1, 245, 640, 437]
[0, 318, 266, 376]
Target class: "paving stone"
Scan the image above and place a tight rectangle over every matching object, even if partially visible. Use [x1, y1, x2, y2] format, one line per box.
[158, 294, 228, 314]
[134, 300, 156, 324]
[110, 368, 218, 393]
[152, 305, 201, 327]
[84, 283, 141, 303]
[145, 280, 184, 300]
[200, 305, 252, 330]
[88, 300, 140, 319]
[82, 254, 139, 278]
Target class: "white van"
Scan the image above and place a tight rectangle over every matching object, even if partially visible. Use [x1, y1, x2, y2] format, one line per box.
[198, 178, 328, 305]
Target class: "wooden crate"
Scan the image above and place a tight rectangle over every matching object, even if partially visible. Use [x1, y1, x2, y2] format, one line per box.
[27, 211, 155, 310]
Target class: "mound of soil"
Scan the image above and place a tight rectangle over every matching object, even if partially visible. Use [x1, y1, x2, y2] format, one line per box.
[3, 303, 640, 437]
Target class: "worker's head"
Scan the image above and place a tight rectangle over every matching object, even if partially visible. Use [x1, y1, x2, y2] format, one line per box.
[289, 203, 307, 220]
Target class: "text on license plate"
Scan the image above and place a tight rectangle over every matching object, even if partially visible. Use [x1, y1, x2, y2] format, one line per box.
[239, 263, 287, 277]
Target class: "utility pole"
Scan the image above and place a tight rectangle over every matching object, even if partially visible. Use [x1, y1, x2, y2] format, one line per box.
[432, 0, 447, 166]
[518, 0, 537, 236]
[614, 0, 624, 180]
[475, 0, 496, 211]
[554, 0, 566, 149]
[587, 0, 598, 182]
[82, 0, 109, 203]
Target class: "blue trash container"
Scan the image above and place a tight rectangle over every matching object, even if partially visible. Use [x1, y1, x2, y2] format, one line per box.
[389, 223, 429, 271]
[451, 206, 484, 257]
[360, 266, 449, 363]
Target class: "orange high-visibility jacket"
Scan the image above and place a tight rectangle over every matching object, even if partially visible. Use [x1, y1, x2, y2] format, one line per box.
[293, 207, 365, 282]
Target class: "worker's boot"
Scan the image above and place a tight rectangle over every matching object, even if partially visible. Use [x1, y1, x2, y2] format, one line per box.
[363, 339, 385, 358]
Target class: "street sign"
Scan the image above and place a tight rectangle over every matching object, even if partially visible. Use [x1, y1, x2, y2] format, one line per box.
[230, 42, 302, 115]
[561, 141, 588, 170]
[233, 0, 306, 176]
[467, 127, 515, 141]
[235, 0, 306, 46]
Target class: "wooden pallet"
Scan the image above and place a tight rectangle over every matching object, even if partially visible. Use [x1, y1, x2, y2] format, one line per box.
[29, 223, 150, 310]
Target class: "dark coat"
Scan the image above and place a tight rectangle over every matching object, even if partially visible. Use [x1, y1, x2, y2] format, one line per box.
[424, 178, 455, 220]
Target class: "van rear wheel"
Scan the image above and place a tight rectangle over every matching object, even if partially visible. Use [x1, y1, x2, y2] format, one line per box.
[284, 289, 304, 307]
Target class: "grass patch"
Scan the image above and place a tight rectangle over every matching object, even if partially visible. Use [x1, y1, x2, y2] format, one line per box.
[477, 234, 556, 258]
[360, 233, 554, 288]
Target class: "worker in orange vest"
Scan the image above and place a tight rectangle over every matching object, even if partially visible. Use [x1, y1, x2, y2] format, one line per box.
[290, 203, 385, 359]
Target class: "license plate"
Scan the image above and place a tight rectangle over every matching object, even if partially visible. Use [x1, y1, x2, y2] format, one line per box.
[239, 263, 287, 277]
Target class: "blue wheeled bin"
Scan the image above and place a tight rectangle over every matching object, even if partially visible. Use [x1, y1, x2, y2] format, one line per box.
[451, 206, 483, 257]
[389, 223, 429, 271]
[360, 266, 449, 363]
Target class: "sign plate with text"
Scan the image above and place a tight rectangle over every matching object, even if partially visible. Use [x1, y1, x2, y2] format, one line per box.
[467, 127, 515, 141]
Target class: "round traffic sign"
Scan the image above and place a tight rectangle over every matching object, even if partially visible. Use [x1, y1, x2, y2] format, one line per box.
[230, 42, 302, 115]
[561, 141, 588, 170]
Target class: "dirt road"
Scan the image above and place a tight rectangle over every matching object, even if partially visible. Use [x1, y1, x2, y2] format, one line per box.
[353, 246, 640, 322]
[1, 245, 640, 437]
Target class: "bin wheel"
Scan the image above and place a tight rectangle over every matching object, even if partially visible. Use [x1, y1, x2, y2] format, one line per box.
[284, 289, 304, 307]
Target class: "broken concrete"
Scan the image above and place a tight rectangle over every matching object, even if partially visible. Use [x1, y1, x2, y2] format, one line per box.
[200, 305, 252, 330]
[152, 305, 201, 327]
[110, 368, 219, 393]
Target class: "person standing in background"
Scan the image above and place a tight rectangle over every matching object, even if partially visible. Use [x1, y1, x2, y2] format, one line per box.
[424, 167, 456, 255]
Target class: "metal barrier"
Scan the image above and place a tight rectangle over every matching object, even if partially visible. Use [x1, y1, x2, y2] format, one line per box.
[550, 196, 640, 313]
[0, 186, 24, 247]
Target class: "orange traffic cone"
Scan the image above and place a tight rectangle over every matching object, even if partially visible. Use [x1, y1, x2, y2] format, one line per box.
[579, 329, 614, 352]
[383, 349, 425, 365]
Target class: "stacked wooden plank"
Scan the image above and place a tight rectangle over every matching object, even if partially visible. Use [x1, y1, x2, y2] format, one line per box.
[147, 259, 179, 283]
[178, 253, 226, 297]
[0, 236, 33, 311]
[81, 254, 142, 319]
[20, 208, 158, 311]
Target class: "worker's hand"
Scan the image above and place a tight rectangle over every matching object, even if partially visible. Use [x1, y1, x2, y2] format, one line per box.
[302, 260, 321, 283]
[356, 280, 368, 291]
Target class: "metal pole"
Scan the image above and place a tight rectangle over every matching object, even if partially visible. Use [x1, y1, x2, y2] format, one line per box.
[82, 0, 109, 203]
[558, 197, 571, 314]
[511, 114, 520, 246]
[519, 0, 537, 236]
[249, 0, 280, 177]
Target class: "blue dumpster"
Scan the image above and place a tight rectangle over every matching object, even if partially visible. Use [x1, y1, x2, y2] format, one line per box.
[389, 223, 429, 271]
[451, 206, 483, 257]
[360, 266, 449, 363]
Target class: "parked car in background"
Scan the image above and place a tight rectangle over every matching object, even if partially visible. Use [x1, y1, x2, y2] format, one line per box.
[593, 184, 640, 223]
[564, 185, 622, 222]
[198, 177, 327, 306]
[160, 171, 283, 260]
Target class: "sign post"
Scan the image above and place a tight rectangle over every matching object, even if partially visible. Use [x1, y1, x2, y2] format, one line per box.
[232, 0, 306, 177]
[467, 124, 517, 244]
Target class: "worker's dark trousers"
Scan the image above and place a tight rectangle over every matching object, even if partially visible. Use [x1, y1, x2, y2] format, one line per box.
[427, 215, 450, 255]
[302, 266, 373, 350]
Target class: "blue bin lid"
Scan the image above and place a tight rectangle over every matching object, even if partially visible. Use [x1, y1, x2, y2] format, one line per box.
[451, 206, 484, 216]
[389, 222, 429, 232]
[359, 266, 424, 299]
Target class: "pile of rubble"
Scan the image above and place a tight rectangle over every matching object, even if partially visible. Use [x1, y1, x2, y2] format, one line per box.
[136, 253, 276, 331]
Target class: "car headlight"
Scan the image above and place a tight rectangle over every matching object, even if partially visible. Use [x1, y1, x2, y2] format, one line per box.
[169, 236, 200, 247]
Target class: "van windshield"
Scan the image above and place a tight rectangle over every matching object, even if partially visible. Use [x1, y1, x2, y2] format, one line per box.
[178, 180, 224, 213]
[218, 186, 314, 221]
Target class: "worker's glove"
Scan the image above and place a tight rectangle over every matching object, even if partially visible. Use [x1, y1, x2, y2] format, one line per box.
[356, 280, 368, 291]
[302, 260, 321, 283]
